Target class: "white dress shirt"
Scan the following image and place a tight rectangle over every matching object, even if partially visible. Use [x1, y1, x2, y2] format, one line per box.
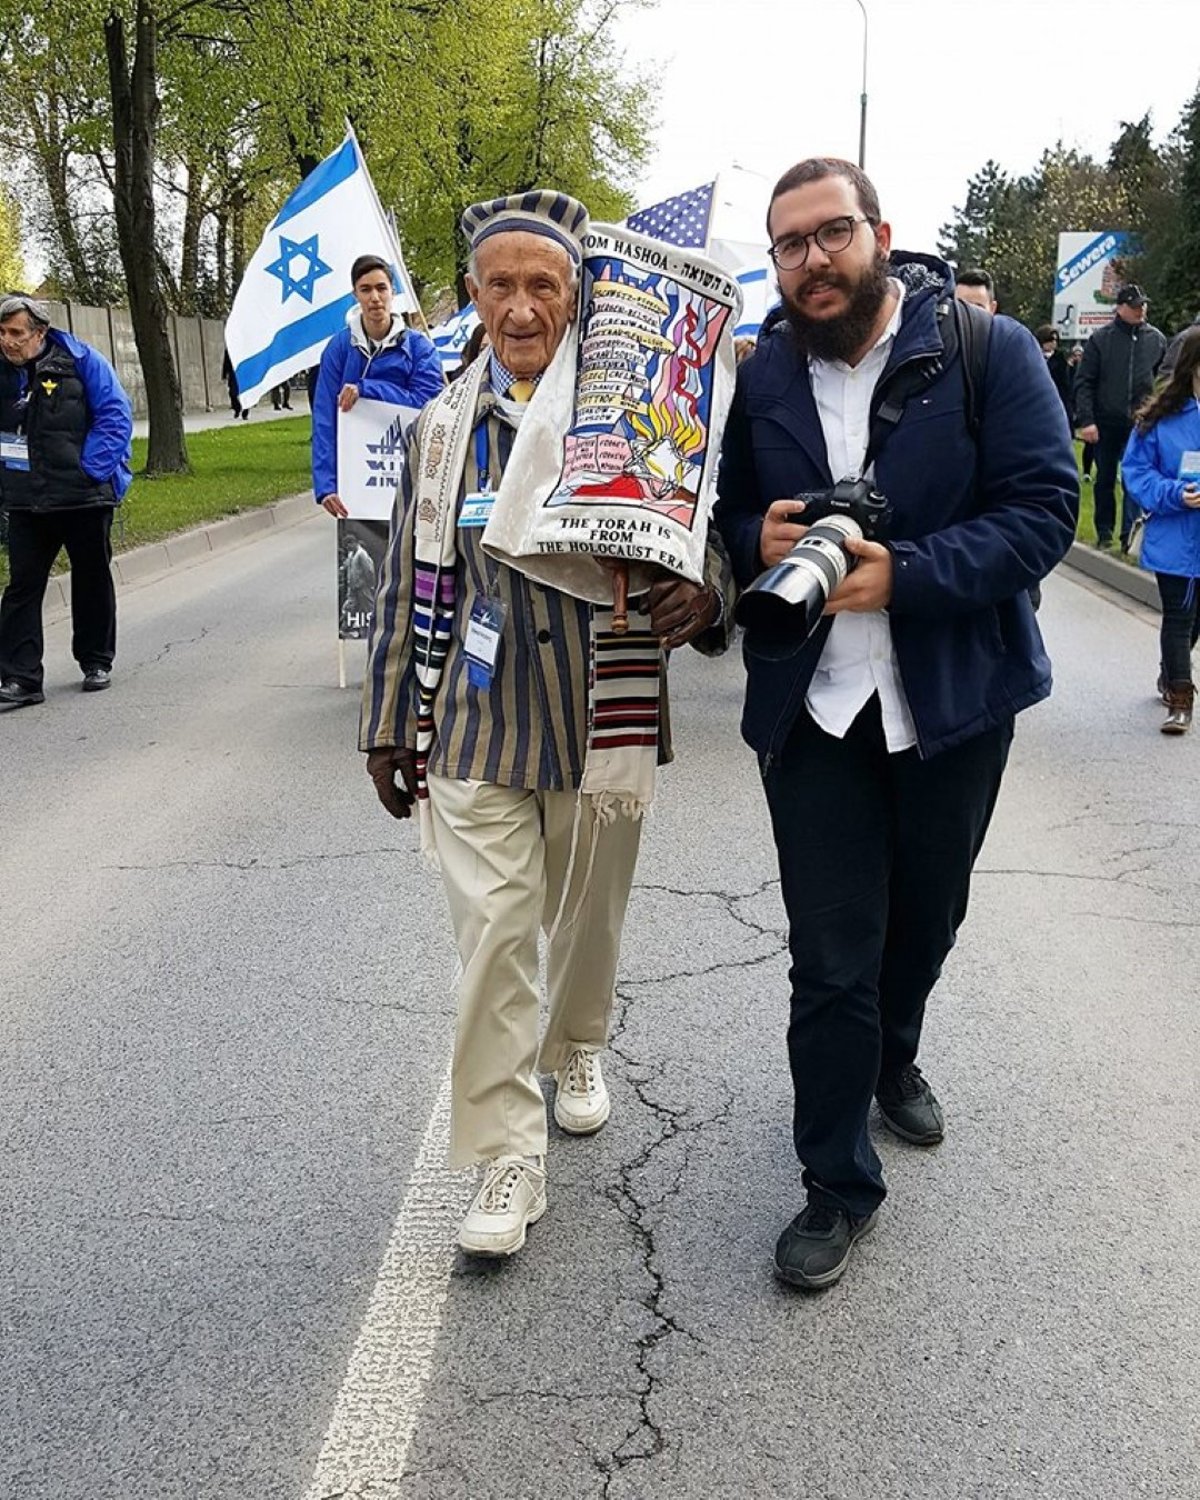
[804, 278, 917, 752]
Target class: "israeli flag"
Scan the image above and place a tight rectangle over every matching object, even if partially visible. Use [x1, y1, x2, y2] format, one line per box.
[429, 304, 481, 371]
[225, 128, 417, 410]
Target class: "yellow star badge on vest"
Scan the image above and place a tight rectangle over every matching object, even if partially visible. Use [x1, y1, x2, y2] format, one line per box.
[40, 379, 58, 395]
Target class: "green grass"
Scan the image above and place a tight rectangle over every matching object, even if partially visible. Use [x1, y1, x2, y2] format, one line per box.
[1072, 440, 1138, 566]
[119, 416, 313, 548]
[0, 416, 313, 585]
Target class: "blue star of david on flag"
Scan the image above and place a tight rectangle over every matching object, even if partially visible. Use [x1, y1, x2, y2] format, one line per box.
[627, 182, 715, 249]
[266, 234, 333, 303]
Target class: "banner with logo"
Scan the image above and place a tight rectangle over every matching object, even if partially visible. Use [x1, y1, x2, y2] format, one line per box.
[335, 397, 419, 520]
[484, 224, 742, 602]
[1053, 231, 1132, 341]
[337, 519, 390, 640]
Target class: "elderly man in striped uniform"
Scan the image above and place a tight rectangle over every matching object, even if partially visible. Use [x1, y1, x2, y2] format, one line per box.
[360, 190, 733, 1257]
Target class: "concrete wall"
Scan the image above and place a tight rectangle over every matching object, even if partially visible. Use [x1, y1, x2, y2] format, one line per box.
[108, 308, 147, 416]
[44, 302, 231, 419]
[68, 303, 115, 365]
[172, 317, 208, 413]
[201, 318, 228, 412]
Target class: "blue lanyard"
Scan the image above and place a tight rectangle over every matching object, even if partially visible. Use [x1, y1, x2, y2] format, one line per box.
[474, 422, 490, 492]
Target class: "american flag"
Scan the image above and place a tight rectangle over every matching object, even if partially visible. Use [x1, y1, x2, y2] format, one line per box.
[626, 181, 715, 249]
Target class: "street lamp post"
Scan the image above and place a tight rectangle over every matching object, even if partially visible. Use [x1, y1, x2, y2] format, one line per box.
[852, 0, 869, 170]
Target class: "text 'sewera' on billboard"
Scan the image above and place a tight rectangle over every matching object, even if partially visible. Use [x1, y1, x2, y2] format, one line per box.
[1053, 231, 1131, 341]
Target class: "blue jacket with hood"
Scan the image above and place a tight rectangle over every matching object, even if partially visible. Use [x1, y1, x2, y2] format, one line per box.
[1122, 399, 1200, 578]
[311, 312, 444, 501]
[0, 327, 133, 509]
[713, 253, 1079, 764]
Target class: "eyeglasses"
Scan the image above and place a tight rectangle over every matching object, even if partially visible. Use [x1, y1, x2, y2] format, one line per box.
[768, 215, 872, 271]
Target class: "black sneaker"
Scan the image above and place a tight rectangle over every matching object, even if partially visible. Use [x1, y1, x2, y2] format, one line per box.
[0, 678, 44, 711]
[774, 1199, 878, 1289]
[876, 1064, 944, 1145]
[81, 668, 111, 693]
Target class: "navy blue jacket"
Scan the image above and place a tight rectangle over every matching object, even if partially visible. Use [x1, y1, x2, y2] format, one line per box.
[0, 328, 133, 510]
[311, 314, 444, 501]
[714, 254, 1079, 763]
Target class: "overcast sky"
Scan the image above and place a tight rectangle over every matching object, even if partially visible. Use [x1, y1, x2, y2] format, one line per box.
[619, 0, 1200, 253]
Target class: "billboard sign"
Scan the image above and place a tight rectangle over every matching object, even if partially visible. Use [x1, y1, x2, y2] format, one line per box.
[1053, 230, 1131, 341]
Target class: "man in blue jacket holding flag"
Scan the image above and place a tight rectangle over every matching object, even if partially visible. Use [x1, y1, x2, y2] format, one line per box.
[311, 254, 444, 517]
[714, 158, 1078, 1290]
[0, 294, 133, 710]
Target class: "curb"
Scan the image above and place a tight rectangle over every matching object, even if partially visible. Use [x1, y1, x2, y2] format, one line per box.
[36, 505, 1155, 618]
[44, 491, 317, 614]
[1060, 540, 1160, 611]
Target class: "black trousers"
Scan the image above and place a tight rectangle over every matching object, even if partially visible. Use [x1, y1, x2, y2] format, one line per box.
[1156, 573, 1200, 684]
[1093, 420, 1136, 545]
[763, 697, 1013, 1218]
[0, 507, 116, 689]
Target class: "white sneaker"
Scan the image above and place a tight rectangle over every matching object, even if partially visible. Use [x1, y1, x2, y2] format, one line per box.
[553, 1048, 611, 1135]
[457, 1156, 547, 1257]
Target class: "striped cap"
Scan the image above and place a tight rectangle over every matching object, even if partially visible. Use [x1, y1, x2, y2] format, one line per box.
[461, 190, 589, 264]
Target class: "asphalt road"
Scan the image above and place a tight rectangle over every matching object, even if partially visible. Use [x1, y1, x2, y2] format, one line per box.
[2, 518, 1197, 1500]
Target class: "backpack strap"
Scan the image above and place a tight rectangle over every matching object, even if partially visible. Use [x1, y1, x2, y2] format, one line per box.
[864, 292, 991, 470]
[951, 294, 991, 441]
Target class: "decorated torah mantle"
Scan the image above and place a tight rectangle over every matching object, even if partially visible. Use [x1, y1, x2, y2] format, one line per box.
[483, 225, 744, 610]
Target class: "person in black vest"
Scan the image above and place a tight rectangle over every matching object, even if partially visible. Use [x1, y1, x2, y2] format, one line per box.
[0, 295, 133, 710]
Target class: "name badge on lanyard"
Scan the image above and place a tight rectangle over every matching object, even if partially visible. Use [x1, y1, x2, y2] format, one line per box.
[459, 422, 495, 527]
[0, 432, 29, 471]
[464, 596, 507, 690]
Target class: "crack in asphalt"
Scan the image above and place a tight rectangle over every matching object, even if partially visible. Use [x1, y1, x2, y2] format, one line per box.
[583, 877, 761, 1495]
[324, 994, 445, 1016]
[975, 865, 1162, 887]
[596, 981, 735, 1494]
[139, 626, 211, 670]
[102, 847, 412, 873]
[392, 881, 785, 1495]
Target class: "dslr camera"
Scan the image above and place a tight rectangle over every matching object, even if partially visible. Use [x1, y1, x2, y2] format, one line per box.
[734, 477, 893, 657]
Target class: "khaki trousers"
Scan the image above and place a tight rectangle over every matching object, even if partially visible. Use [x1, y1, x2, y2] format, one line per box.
[426, 775, 643, 1168]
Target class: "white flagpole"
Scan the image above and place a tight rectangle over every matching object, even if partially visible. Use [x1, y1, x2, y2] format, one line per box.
[386, 207, 432, 337]
[705, 171, 721, 255]
[342, 120, 427, 333]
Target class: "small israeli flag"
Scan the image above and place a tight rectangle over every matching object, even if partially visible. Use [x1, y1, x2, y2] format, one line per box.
[225, 128, 417, 410]
[428, 304, 481, 371]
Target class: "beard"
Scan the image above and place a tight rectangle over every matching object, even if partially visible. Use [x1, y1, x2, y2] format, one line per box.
[781, 252, 891, 364]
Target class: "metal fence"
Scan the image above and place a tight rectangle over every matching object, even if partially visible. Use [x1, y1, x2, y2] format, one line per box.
[42, 301, 227, 420]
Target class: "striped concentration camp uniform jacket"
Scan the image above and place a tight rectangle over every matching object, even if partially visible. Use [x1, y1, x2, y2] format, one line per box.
[359, 372, 735, 791]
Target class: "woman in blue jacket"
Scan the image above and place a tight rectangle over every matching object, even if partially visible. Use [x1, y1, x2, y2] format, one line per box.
[1122, 328, 1200, 733]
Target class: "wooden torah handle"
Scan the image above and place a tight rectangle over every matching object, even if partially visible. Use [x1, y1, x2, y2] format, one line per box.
[611, 560, 630, 635]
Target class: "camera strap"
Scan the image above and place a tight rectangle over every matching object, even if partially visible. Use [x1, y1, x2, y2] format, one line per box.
[862, 296, 990, 475]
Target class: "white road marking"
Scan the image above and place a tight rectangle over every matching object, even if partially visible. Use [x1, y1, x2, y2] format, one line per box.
[302, 1063, 472, 1499]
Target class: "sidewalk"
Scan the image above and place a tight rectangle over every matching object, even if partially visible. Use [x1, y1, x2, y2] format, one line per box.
[132, 403, 309, 439]
[43, 490, 317, 620]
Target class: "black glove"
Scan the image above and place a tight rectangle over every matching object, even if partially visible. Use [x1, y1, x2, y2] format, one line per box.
[366, 746, 418, 819]
[644, 576, 720, 650]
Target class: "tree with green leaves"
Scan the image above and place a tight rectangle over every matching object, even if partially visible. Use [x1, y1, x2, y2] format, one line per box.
[940, 83, 1200, 332]
[0, 185, 26, 289]
[0, 0, 652, 469]
[1158, 84, 1200, 334]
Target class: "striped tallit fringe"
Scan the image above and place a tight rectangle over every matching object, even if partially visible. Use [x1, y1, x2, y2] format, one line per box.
[581, 612, 662, 822]
[411, 356, 491, 862]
